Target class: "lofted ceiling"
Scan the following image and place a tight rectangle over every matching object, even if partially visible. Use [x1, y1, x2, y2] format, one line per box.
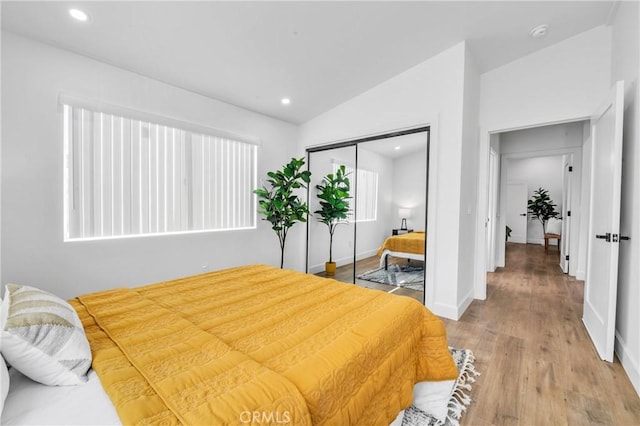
[1, 1, 616, 124]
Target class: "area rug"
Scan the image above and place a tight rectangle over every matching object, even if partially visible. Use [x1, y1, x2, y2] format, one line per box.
[357, 264, 424, 290]
[391, 348, 480, 426]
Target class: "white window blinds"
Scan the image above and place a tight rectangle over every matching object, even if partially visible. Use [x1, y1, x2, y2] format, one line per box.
[334, 163, 378, 222]
[63, 104, 257, 240]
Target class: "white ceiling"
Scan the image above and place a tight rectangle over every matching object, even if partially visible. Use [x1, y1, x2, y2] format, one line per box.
[1, 1, 616, 124]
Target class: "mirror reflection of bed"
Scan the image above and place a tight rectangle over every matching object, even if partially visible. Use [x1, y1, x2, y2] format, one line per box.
[307, 129, 428, 304]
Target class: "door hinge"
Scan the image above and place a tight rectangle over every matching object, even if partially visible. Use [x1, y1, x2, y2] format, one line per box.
[565, 255, 570, 261]
[567, 211, 571, 217]
[568, 166, 573, 172]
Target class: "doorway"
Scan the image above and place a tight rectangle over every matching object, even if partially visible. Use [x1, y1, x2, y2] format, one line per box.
[505, 181, 528, 244]
[487, 121, 586, 276]
[477, 82, 627, 367]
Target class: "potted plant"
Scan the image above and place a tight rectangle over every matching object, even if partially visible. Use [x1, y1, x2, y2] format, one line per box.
[314, 165, 351, 275]
[254, 157, 311, 268]
[527, 187, 560, 235]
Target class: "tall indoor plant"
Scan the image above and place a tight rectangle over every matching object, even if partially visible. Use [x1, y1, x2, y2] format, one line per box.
[314, 165, 351, 275]
[254, 157, 311, 268]
[527, 187, 559, 234]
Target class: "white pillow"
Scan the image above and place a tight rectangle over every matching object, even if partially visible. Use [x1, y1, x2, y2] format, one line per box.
[412, 379, 456, 422]
[0, 354, 9, 417]
[546, 218, 562, 235]
[0, 284, 92, 386]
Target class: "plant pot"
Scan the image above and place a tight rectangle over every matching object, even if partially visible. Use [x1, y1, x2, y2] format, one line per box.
[325, 262, 337, 276]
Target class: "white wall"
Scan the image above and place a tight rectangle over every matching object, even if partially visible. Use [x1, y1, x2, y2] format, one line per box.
[500, 121, 587, 155]
[299, 42, 467, 319]
[459, 45, 481, 310]
[355, 148, 394, 261]
[392, 149, 427, 231]
[479, 26, 612, 131]
[507, 156, 564, 244]
[1, 33, 299, 299]
[356, 148, 394, 260]
[610, 0, 640, 396]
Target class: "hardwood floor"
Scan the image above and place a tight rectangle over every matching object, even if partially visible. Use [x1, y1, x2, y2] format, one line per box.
[443, 242, 640, 425]
[315, 256, 424, 302]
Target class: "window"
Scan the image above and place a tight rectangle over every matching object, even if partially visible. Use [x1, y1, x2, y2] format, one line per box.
[334, 163, 378, 222]
[63, 100, 257, 241]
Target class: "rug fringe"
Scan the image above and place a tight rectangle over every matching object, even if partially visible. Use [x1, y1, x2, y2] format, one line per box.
[442, 349, 480, 426]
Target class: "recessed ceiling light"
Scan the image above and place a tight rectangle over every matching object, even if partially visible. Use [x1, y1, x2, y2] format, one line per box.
[394, 146, 401, 150]
[281, 98, 291, 105]
[69, 8, 89, 22]
[530, 24, 548, 39]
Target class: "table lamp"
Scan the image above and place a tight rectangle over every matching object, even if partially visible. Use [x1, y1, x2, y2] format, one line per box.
[399, 208, 411, 230]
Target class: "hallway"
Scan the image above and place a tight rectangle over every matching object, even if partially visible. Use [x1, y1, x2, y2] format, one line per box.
[442, 243, 640, 425]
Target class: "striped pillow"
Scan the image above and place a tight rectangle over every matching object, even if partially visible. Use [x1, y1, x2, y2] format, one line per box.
[0, 284, 91, 386]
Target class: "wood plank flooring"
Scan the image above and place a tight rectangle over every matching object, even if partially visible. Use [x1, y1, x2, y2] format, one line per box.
[443, 242, 640, 425]
[315, 256, 424, 302]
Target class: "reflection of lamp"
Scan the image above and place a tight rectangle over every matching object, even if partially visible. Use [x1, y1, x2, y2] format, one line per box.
[399, 208, 411, 230]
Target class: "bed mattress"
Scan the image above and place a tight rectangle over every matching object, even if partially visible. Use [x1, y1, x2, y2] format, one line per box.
[3, 264, 456, 425]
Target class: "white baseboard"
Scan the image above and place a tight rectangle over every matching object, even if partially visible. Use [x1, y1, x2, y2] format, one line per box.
[615, 331, 640, 397]
[356, 249, 378, 261]
[576, 269, 585, 281]
[428, 301, 459, 320]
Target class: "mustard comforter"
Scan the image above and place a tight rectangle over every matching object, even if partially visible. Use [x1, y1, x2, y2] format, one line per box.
[377, 231, 426, 257]
[71, 264, 456, 425]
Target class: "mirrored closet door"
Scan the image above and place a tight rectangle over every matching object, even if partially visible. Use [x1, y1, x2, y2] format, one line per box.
[306, 127, 430, 305]
[306, 146, 356, 283]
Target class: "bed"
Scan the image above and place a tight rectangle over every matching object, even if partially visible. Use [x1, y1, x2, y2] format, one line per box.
[1, 264, 457, 425]
[377, 231, 426, 269]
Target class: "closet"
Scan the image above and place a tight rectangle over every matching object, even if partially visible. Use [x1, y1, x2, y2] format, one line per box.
[305, 127, 430, 303]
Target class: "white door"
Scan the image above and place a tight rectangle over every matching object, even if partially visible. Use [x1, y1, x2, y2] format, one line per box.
[560, 157, 572, 273]
[506, 181, 528, 244]
[583, 81, 625, 362]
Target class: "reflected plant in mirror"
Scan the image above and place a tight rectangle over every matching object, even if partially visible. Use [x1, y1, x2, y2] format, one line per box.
[254, 157, 311, 268]
[314, 165, 351, 275]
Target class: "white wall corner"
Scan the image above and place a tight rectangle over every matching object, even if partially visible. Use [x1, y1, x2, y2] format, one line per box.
[615, 331, 640, 397]
[429, 301, 460, 321]
[527, 238, 545, 246]
[456, 288, 475, 319]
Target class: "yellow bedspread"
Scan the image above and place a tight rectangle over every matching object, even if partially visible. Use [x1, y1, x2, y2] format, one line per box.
[71, 264, 456, 426]
[377, 231, 426, 257]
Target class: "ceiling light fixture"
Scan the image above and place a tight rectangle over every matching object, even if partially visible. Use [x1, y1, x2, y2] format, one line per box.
[69, 8, 89, 22]
[281, 98, 291, 105]
[529, 24, 548, 39]
[394, 146, 401, 150]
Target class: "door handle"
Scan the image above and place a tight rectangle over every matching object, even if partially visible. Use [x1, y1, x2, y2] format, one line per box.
[519, 213, 527, 216]
[620, 235, 631, 241]
[595, 233, 611, 242]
